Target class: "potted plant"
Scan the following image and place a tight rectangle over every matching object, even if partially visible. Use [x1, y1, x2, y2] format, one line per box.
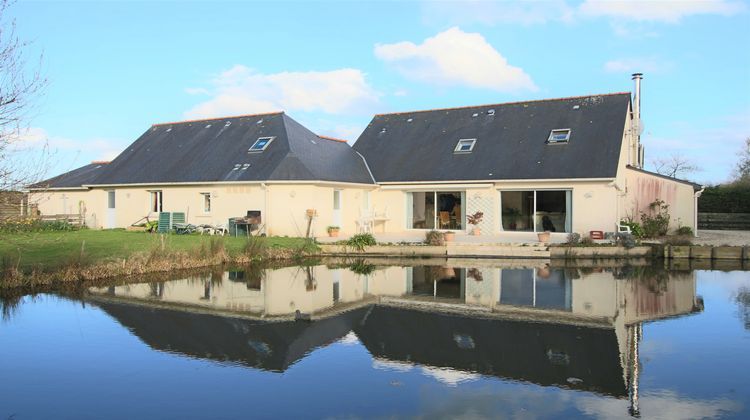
[467, 211, 484, 235]
[444, 231, 456, 242]
[537, 231, 551, 243]
[326, 225, 340, 237]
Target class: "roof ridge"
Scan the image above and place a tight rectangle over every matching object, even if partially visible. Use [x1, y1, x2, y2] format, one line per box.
[151, 111, 284, 127]
[374, 92, 631, 117]
[317, 135, 349, 143]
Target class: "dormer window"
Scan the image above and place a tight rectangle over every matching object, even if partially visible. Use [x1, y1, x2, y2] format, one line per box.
[454, 138, 476, 153]
[547, 129, 571, 144]
[249, 136, 275, 152]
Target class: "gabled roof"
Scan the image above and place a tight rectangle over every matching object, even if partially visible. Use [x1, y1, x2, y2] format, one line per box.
[29, 162, 109, 190]
[353, 93, 632, 183]
[89, 112, 374, 185]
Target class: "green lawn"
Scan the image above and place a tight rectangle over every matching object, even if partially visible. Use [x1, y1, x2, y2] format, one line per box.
[0, 229, 313, 271]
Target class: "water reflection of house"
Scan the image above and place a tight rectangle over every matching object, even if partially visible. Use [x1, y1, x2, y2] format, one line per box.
[89, 262, 701, 413]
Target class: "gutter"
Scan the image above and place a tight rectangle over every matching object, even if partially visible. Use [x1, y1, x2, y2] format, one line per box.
[694, 187, 705, 237]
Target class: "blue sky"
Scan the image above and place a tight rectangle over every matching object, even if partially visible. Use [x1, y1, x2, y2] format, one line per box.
[10, 0, 750, 184]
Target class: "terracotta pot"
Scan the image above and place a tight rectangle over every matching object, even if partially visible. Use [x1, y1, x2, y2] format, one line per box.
[471, 227, 481, 236]
[537, 231, 551, 243]
[328, 229, 339, 237]
[444, 232, 456, 242]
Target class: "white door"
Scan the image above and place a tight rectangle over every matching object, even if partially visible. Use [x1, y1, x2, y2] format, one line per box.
[106, 190, 116, 229]
[333, 190, 342, 227]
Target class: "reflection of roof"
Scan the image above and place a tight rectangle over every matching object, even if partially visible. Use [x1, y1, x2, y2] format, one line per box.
[94, 300, 368, 372]
[354, 306, 627, 397]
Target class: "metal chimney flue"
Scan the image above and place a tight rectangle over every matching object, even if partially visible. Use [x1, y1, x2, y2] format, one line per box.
[631, 73, 643, 167]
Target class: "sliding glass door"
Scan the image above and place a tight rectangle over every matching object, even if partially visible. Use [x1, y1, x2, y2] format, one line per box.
[500, 190, 572, 233]
[408, 191, 464, 230]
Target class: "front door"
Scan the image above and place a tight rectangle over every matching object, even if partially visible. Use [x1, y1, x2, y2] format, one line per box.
[106, 190, 116, 229]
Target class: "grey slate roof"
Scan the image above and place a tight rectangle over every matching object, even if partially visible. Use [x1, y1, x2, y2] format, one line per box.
[30, 162, 109, 189]
[90, 112, 374, 185]
[353, 93, 631, 182]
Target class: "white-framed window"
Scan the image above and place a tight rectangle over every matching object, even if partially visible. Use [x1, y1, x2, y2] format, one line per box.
[201, 192, 211, 213]
[407, 191, 465, 230]
[107, 191, 116, 209]
[248, 136, 275, 152]
[500, 189, 572, 233]
[547, 129, 571, 144]
[149, 190, 163, 213]
[454, 138, 477, 153]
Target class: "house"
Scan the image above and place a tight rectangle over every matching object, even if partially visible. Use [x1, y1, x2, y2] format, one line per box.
[356, 76, 702, 237]
[29, 112, 376, 235]
[28, 75, 701, 238]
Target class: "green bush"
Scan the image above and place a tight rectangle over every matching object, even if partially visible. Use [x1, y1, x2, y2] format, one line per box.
[640, 200, 670, 238]
[616, 232, 637, 249]
[620, 220, 644, 238]
[675, 226, 694, 236]
[698, 185, 750, 213]
[0, 219, 81, 233]
[346, 233, 377, 251]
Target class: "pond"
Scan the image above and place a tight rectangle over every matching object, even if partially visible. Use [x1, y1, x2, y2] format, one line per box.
[1, 259, 749, 419]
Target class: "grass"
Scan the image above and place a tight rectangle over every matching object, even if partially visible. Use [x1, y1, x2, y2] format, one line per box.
[0, 229, 316, 272]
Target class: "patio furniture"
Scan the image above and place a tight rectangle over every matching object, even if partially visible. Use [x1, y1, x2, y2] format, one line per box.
[174, 223, 197, 235]
[439, 211, 451, 229]
[356, 209, 374, 233]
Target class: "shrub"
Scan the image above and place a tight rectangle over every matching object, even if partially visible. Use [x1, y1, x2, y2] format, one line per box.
[425, 230, 445, 246]
[243, 236, 268, 260]
[640, 199, 670, 238]
[615, 232, 637, 249]
[698, 184, 750, 213]
[0, 218, 81, 233]
[346, 233, 376, 251]
[566, 232, 581, 245]
[675, 225, 694, 236]
[620, 220, 644, 238]
[664, 235, 693, 246]
[580, 236, 595, 246]
[349, 259, 376, 275]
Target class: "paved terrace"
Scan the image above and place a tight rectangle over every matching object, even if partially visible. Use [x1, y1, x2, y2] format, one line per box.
[316, 231, 569, 245]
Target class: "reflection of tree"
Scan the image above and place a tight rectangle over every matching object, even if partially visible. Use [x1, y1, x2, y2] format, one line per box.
[735, 287, 750, 330]
[0, 294, 22, 321]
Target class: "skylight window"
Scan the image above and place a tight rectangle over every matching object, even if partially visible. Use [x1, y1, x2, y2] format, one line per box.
[547, 129, 571, 144]
[454, 138, 477, 153]
[249, 136, 275, 152]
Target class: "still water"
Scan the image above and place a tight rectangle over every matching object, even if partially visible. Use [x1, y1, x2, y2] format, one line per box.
[1, 259, 749, 419]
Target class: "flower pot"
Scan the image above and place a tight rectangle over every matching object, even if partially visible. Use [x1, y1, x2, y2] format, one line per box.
[328, 229, 339, 237]
[537, 231, 551, 243]
[471, 227, 481, 236]
[444, 232, 455, 242]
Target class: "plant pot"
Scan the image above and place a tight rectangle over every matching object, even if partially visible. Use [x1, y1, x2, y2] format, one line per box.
[537, 231, 551, 243]
[444, 232, 455, 242]
[471, 227, 481, 236]
[328, 229, 339, 237]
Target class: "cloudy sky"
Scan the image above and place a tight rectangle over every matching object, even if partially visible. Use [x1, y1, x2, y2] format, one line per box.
[10, 0, 750, 184]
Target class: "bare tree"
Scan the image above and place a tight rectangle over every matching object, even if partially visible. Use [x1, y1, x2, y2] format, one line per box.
[651, 154, 701, 179]
[733, 136, 750, 185]
[0, 0, 48, 191]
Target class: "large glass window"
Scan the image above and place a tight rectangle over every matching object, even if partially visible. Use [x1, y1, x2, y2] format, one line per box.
[501, 190, 571, 233]
[499, 268, 571, 311]
[408, 191, 464, 230]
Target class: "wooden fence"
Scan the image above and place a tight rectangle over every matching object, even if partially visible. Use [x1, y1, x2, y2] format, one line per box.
[698, 213, 750, 230]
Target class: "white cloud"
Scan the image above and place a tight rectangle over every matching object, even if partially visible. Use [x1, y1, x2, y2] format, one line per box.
[576, 389, 742, 419]
[374, 27, 538, 93]
[12, 127, 122, 161]
[604, 56, 674, 73]
[579, 0, 746, 23]
[184, 66, 380, 119]
[420, 366, 480, 386]
[421, 0, 745, 31]
[423, 0, 575, 25]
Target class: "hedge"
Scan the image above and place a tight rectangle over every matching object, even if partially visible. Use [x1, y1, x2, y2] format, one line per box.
[698, 185, 750, 213]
